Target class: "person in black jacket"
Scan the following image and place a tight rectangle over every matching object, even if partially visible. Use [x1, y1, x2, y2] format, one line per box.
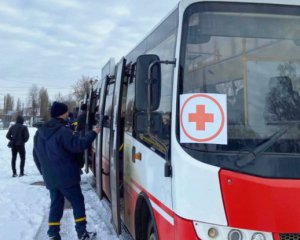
[77, 103, 97, 137]
[33, 101, 100, 240]
[6, 115, 29, 177]
[77, 103, 88, 136]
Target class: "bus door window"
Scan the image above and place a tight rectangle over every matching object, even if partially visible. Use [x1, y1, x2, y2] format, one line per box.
[89, 88, 99, 128]
[120, 71, 129, 146]
[125, 65, 135, 135]
[103, 84, 115, 127]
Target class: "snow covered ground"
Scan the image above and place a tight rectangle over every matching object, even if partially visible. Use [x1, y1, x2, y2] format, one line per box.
[0, 127, 132, 240]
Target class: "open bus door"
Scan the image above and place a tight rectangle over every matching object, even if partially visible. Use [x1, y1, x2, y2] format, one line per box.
[90, 87, 99, 174]
[84, 88, 93, 173]
[83, 90, 92, 173]
[84, 84, 99, 173]
[84, 86, 93, 173]
[96, 77, 109, 199]
[110, 58, 126, 234]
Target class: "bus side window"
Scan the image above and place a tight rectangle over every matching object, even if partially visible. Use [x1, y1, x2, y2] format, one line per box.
[135, 34, 176, 155]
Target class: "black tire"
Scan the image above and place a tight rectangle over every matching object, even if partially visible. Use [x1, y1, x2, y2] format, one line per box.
[146, 217, 158, 240]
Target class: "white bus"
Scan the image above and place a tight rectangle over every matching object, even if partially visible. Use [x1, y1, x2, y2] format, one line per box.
[86, 1, 300, 239]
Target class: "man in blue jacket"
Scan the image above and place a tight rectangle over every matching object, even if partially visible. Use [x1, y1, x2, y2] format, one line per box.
[33, 101, 100, 240]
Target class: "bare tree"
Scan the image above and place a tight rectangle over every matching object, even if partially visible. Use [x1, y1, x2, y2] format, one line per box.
[28, 84, 39, 122]
[16, 98, 22, 115]
[4, 93, 14, 114]
[39, 87, 50, 121]
[54, 92, 64, 102]
[72, 76, 92, 102]
[63, 93, 77, 114]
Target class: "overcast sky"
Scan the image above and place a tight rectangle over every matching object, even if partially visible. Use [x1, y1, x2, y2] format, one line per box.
[0, 0, 178, 108]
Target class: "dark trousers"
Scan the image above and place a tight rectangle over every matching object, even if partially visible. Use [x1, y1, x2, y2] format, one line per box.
[11, 145, 25, 175]
[48, 184, 87, 238]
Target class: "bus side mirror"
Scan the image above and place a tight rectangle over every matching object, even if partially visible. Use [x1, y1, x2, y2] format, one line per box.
[135, 112, 163, 135]
[135, 54, 161, 112]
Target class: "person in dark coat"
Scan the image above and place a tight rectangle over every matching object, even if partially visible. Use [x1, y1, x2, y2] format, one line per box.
[33, 101, 100, 240]
[66, 112, 76, 130]
[66, 112, 85, 170]
[77, 103, 88, 136]
[6, 115, 29, 177]
[77, 103, 97, 137]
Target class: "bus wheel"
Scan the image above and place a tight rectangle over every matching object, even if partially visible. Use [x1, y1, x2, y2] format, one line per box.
[147, 217, 158, 240]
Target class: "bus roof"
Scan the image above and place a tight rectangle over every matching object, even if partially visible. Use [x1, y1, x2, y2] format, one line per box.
[121, 0, 300, 63]
[125, 3, 179, 62]
[181, 0, 300, 6]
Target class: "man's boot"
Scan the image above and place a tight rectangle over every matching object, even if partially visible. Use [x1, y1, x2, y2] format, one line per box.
[78, 231, 97, 240]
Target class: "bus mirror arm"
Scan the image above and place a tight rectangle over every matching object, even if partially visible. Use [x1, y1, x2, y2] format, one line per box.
[147, 59, 176, 83]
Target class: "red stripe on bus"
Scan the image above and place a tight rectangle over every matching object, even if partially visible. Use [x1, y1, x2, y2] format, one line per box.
[125, 180, 199, 240]
[130, 178, 174, 218]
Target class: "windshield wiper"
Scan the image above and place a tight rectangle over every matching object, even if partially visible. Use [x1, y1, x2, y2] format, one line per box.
[182, 121, 300, 168]
[236, 127, 289, 168]
[267, 120, 300, 125]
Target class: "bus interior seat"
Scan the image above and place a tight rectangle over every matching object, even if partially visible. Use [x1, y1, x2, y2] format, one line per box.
[265, 76, 300, 121]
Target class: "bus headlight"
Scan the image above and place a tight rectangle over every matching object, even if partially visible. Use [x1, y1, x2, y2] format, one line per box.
[252, 233, 266, 240]
[193, 221, 273, 240]
[228, 229, 243, 240]
[208, 227, 218, 238]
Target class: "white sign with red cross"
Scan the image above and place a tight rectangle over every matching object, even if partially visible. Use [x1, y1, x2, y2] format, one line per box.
[180, 93, 227, 144]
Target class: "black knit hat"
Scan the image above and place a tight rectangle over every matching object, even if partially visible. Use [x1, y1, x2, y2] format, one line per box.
[51, 101, 68, 118]
[81, 103, 87, 111]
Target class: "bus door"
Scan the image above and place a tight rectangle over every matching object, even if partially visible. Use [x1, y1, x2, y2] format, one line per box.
[96, 78, 108, 199]
[102, 76, 116, 200]
[124, 53, 174, 238]
[84, 91, 91, 173]
[86, 86, 99, 174]
[110, 58, 127, 234]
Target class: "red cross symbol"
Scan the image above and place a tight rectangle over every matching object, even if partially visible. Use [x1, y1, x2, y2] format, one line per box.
[188, 105, 214, 131]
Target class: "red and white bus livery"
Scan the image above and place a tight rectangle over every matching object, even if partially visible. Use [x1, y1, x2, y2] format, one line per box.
[86, 1, 300, 239]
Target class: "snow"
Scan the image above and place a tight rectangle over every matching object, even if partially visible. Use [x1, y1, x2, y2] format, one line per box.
[0, 128, 132, 240]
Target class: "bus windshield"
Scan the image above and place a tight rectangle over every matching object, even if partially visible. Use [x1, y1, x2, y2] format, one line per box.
[179, 3, 300, 177]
